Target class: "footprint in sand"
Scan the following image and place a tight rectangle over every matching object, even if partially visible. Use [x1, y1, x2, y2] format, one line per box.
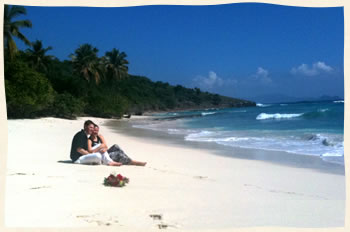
[157, 223, 177, 229]
[76, 214, 118, 226]
[151, 167, 211, 182]
[150, 214, 162, 220]
[158, 223, 168, 229]
[9, 172, 35, 176]
[150, 214, 178, 229]
[193, 175, 208, 180]
[244, 184, 329, 200]
[30, 186, 51, 190]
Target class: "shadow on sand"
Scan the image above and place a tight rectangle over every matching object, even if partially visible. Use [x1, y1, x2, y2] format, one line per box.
[58, 160, 74, 164]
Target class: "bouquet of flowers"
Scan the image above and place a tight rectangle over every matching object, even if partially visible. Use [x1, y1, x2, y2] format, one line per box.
[103, 173, 129, 187]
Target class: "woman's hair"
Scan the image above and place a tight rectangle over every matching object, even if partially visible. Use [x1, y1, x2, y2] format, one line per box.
[92, 125, 99, 135]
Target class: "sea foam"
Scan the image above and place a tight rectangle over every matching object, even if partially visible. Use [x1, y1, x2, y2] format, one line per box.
[256, 113, 303, 120]
[318, 108, 329, 113]
[257, 103, 271, 107]
[201, 112, 216, 116]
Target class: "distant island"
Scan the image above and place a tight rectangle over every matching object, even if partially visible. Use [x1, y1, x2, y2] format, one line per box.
[248, 94, 343, 104]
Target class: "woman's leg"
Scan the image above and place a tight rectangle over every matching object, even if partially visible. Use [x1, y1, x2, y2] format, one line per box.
[129, 160, 147, 166]
[108, 146, 146, 166]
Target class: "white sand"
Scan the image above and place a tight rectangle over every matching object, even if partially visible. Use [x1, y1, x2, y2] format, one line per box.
[5, 117, 345, 230]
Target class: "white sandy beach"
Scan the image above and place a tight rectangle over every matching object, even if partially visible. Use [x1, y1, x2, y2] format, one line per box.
[5, 117, 345, 230]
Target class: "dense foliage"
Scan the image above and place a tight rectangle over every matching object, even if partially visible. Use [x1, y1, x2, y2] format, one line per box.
[3, 5, 255, 119]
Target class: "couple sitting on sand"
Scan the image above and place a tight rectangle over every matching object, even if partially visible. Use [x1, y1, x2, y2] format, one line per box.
[70, 120, 146, 166]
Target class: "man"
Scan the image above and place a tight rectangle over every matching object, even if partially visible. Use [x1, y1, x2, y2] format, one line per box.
[70, 120, 119, 165]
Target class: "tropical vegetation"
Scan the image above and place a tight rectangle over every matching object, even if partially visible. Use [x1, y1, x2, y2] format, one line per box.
[3, 4, 256, 119]
[3, 5, 32, 59]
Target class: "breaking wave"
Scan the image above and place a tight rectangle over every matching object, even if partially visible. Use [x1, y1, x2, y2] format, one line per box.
[256, 113, 303, 120]
[257, 103, 271, 107]
[201, 112, 216, 116]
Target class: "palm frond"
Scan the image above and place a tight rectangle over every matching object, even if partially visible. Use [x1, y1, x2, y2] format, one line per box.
[3, 5, 32, 58]
[8, 5, 27, 20]
[15, 31, 32, 46]
[12, 20, 32, 29]
[71, 43, 101, 84]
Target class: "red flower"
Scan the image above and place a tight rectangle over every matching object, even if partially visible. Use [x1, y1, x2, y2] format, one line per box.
[116, 174, 124, 181]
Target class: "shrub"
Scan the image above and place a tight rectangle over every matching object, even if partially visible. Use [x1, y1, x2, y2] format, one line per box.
[85, 90, 129, 118]
[5, 59, 55, 118]
[50, 93, 86, 119]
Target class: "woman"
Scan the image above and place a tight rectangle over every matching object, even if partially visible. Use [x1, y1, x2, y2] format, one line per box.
[87, 125, 122, 166]
[89, 125, 147, 166]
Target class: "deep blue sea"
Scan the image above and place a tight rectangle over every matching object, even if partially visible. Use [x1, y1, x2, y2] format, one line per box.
[132, 100, 344, 165]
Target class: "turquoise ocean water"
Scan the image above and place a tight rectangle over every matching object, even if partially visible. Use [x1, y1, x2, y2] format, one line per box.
[132, 100, 344, 165]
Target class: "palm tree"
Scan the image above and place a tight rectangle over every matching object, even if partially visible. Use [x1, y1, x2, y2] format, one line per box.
[25, 40, 53, 73]
[103, 48, 129, 81]
[70, 44, 101, 84]
[3, 5, 32, 59]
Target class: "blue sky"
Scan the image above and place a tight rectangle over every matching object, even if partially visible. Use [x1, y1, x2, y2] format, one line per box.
[15, 3, 344, 101]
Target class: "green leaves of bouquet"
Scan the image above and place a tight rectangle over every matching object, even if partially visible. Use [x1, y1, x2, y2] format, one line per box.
[104, 173, 129, 187]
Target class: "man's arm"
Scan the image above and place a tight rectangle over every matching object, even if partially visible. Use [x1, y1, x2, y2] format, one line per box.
[75, 131, 91, 156]
[77, 147, 90, 156]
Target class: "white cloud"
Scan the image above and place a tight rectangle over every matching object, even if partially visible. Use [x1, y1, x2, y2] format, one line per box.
[193, 71, 224, 90]
[257, 67, 268, 78]
[253, 67, 272, 84]
[291, 61, 333, 76]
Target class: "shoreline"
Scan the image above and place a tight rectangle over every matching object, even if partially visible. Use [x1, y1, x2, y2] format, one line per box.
[106, 117, 345, 176]
[5, 117, 346, 229]
[140, 104, 256, 116]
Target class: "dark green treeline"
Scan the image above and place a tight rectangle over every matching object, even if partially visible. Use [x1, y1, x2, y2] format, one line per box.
[4, 5, 255, 119]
